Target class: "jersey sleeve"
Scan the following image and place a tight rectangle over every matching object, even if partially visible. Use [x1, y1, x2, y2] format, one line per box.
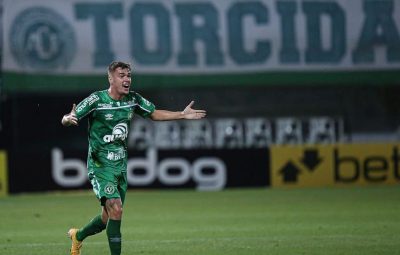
[133, 92, 156, 118]
[75, 93, 100, 121]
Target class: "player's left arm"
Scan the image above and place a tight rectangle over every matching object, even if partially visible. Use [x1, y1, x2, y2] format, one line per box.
[150, 101, 206, 121]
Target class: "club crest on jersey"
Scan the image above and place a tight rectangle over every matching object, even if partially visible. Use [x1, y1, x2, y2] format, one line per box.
[103, 123, 128, 143]
[128, 112, 133, 120]
[104, 183, 115, 195]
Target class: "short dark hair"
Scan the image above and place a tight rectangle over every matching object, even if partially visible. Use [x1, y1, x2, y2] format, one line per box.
[108, 61, 131, 74]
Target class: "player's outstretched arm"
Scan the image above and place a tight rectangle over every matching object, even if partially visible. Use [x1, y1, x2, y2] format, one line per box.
[61, 104, 78, 126]
[150, 101, 206, 121]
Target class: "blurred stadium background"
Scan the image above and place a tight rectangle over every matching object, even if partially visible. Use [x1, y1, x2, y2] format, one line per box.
[1, 0, 400, 193]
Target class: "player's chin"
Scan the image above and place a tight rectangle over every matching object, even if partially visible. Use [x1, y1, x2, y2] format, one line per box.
[121, 88, 130, 94]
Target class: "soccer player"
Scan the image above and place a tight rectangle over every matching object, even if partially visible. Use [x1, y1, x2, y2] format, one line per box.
[61, 61, 206, 255]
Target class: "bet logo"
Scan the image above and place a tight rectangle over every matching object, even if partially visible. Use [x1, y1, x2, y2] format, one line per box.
[279, 149, 322, 183]
[10, 7, 76, 70]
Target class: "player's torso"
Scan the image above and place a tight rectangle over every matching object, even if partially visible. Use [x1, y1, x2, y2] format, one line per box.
[75, 89, 155, 171]
[88, 90, 135, 150]
[82, 91, 138, 171]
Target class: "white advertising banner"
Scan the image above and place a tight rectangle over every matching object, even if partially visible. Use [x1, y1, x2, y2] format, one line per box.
[2, 0, 400, 74]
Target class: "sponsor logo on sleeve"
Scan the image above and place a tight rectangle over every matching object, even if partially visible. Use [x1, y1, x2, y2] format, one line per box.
[76, 94, 99, 112]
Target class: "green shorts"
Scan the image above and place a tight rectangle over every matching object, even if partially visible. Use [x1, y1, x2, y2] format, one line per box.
[88, 169, 127, 206]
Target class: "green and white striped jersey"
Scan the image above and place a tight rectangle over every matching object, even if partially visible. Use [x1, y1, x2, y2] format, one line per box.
[75, 90, 155, 171]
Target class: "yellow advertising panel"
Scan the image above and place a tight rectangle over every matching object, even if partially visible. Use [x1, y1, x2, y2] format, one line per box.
[0, 151, 9, 197]
[270, 143, 400, 188]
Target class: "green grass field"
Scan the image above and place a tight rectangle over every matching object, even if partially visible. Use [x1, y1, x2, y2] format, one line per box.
[0, 186, 399, 255]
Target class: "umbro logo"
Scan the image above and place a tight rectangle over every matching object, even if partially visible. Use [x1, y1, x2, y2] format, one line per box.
[105, 113, 113, 120]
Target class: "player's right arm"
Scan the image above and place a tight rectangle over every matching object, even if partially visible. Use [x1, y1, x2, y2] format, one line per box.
[61, 92, 100, 127]
[61, 104, 78, 126]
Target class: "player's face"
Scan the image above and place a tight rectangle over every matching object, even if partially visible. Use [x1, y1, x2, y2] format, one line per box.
[110, 67, 131, 96]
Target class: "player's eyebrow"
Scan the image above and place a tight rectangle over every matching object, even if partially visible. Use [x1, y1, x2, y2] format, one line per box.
[118, 71, 130, 76]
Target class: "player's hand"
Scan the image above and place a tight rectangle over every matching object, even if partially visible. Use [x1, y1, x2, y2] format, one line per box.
[62, 104, 78, 126]
[181, 101, 206, 120]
